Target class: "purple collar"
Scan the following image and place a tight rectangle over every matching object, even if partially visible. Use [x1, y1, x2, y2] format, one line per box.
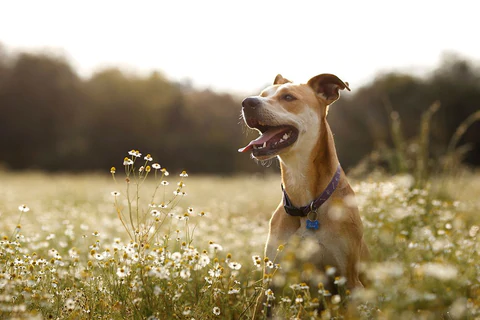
[282, 164, 341, 217]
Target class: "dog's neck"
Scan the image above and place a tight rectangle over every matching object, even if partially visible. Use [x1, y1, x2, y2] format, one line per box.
[279, 118, 339, 208]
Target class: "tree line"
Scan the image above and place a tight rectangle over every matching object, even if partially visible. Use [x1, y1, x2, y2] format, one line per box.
[0, 45, 478, 174]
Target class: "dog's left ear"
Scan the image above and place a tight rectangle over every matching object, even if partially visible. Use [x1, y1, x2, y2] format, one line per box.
[307, 74, 350, 105]
[274, 74, 292, 85]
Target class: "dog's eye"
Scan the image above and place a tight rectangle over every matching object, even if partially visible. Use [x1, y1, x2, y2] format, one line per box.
[283, 94, 296, 102]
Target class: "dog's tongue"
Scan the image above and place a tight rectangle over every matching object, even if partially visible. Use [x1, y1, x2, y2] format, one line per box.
[238, 127, 286, 153]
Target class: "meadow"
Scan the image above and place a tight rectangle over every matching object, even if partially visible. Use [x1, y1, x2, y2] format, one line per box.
[0, 153, 479, 319]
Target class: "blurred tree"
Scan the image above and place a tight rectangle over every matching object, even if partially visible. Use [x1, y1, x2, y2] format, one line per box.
[0, 43, 478, 174]
[0, 44, 9, 88]
[332, 54, 480, 172]
[81, 69, 182, 170]
[427, 54, 480, 164]
[0, 53, 83, 170]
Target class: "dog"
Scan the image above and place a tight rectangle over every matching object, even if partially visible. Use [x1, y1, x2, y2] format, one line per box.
[239, 73, 369, 317]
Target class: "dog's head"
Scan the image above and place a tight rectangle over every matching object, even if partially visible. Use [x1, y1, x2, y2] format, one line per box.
[239, 73, 350, 161]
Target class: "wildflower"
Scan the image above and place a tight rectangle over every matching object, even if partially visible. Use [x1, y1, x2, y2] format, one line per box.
[154, 285, 162, 296]
[290, 283, 308, 290]
[95, 253, 104, 261]
[331, 295, 341, 304]
[252, 255, 262, 268]
[65, 298, 75, 311]
[182, 307, 192, 316]
[18, 205, 30, 213]
[469, 225, 479, 237]
[325, 266, 336, 276]
[209, 243, 223, 251]
[180, 269, 191, 279]
[188, 207, 194, 214]
[92, 231, 100, 237]
[180, 170, 188, 177]
[228, 261, 242, 270]
[208, 264, 223, 278]
[151, 210, 161, 217]
[334, 276, 347, 286]
[308, 298, 320, 309]
[171, 252, 182, 262]
[265, 288, 275, 301]
[421, 262, 458, 280]
[228, 287, 240, 294]
[212, 307, 221, 316]
[110, 167, 116, 174]
[116, 267, 129, 278]
[299, 283, 309, 290]
[198, 254, 210, 267]
[161, 168, 169, 176]
[144, 154, 153, 161]
[145, 165, 151, 172]
[161, 181, 169, 186]
[295, 295, 303, 304]
[159, 203, 168, 209]
[139, 166, 145, 172]
[111, 191, 121, 197]
[266, 261, 274, 269]
[280, 297, 292, 304]
[123, 157, 134, 166]
[152, 163, 161, 170]
[128, 150, 141, 157]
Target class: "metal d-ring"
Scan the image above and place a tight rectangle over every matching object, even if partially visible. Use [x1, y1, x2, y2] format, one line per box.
[307, 203, 318, 221]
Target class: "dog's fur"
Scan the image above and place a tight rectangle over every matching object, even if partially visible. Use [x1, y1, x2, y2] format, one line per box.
[239, 73, 369, 317]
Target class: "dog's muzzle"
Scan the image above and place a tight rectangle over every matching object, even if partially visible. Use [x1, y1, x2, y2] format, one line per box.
[242, 97, 261, 111]
[242, 97, 263, 123]
[239, 97, 299, 157]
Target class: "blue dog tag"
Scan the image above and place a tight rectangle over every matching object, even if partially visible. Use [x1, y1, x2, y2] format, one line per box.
[306, 219, 319, 230]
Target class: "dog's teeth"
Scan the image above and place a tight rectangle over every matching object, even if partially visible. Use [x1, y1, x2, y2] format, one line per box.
[283, 133, 290, 140]
[263, 142, 267, 148]
[279, 138, 284, 143]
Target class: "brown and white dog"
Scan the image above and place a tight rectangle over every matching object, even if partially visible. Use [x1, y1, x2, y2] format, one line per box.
[239, 73, 369, 316]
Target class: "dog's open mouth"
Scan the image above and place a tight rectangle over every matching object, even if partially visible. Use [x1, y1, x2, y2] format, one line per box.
[238, 120, 299, 157]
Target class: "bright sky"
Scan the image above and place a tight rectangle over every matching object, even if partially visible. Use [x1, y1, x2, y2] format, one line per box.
[0, 0, 478, 95]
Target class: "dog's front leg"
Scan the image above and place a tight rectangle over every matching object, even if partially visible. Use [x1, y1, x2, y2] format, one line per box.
[254, 206, 300, 318]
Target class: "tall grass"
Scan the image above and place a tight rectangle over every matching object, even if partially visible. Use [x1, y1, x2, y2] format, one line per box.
[0, 153, 479, 319]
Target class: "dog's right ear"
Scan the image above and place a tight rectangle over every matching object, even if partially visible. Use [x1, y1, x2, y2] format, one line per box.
[307, 73, 350, 105]
[274, 74, 292, 85]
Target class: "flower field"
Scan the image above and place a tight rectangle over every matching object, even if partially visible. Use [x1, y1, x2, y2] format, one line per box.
[0, 155, 479, 319]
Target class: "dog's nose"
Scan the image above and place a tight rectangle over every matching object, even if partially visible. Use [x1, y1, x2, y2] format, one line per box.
[242, 97, 261, 110]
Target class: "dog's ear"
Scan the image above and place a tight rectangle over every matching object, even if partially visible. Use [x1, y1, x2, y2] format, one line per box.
[307, 74, 350, 105]
[274, 74, 292, 85]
